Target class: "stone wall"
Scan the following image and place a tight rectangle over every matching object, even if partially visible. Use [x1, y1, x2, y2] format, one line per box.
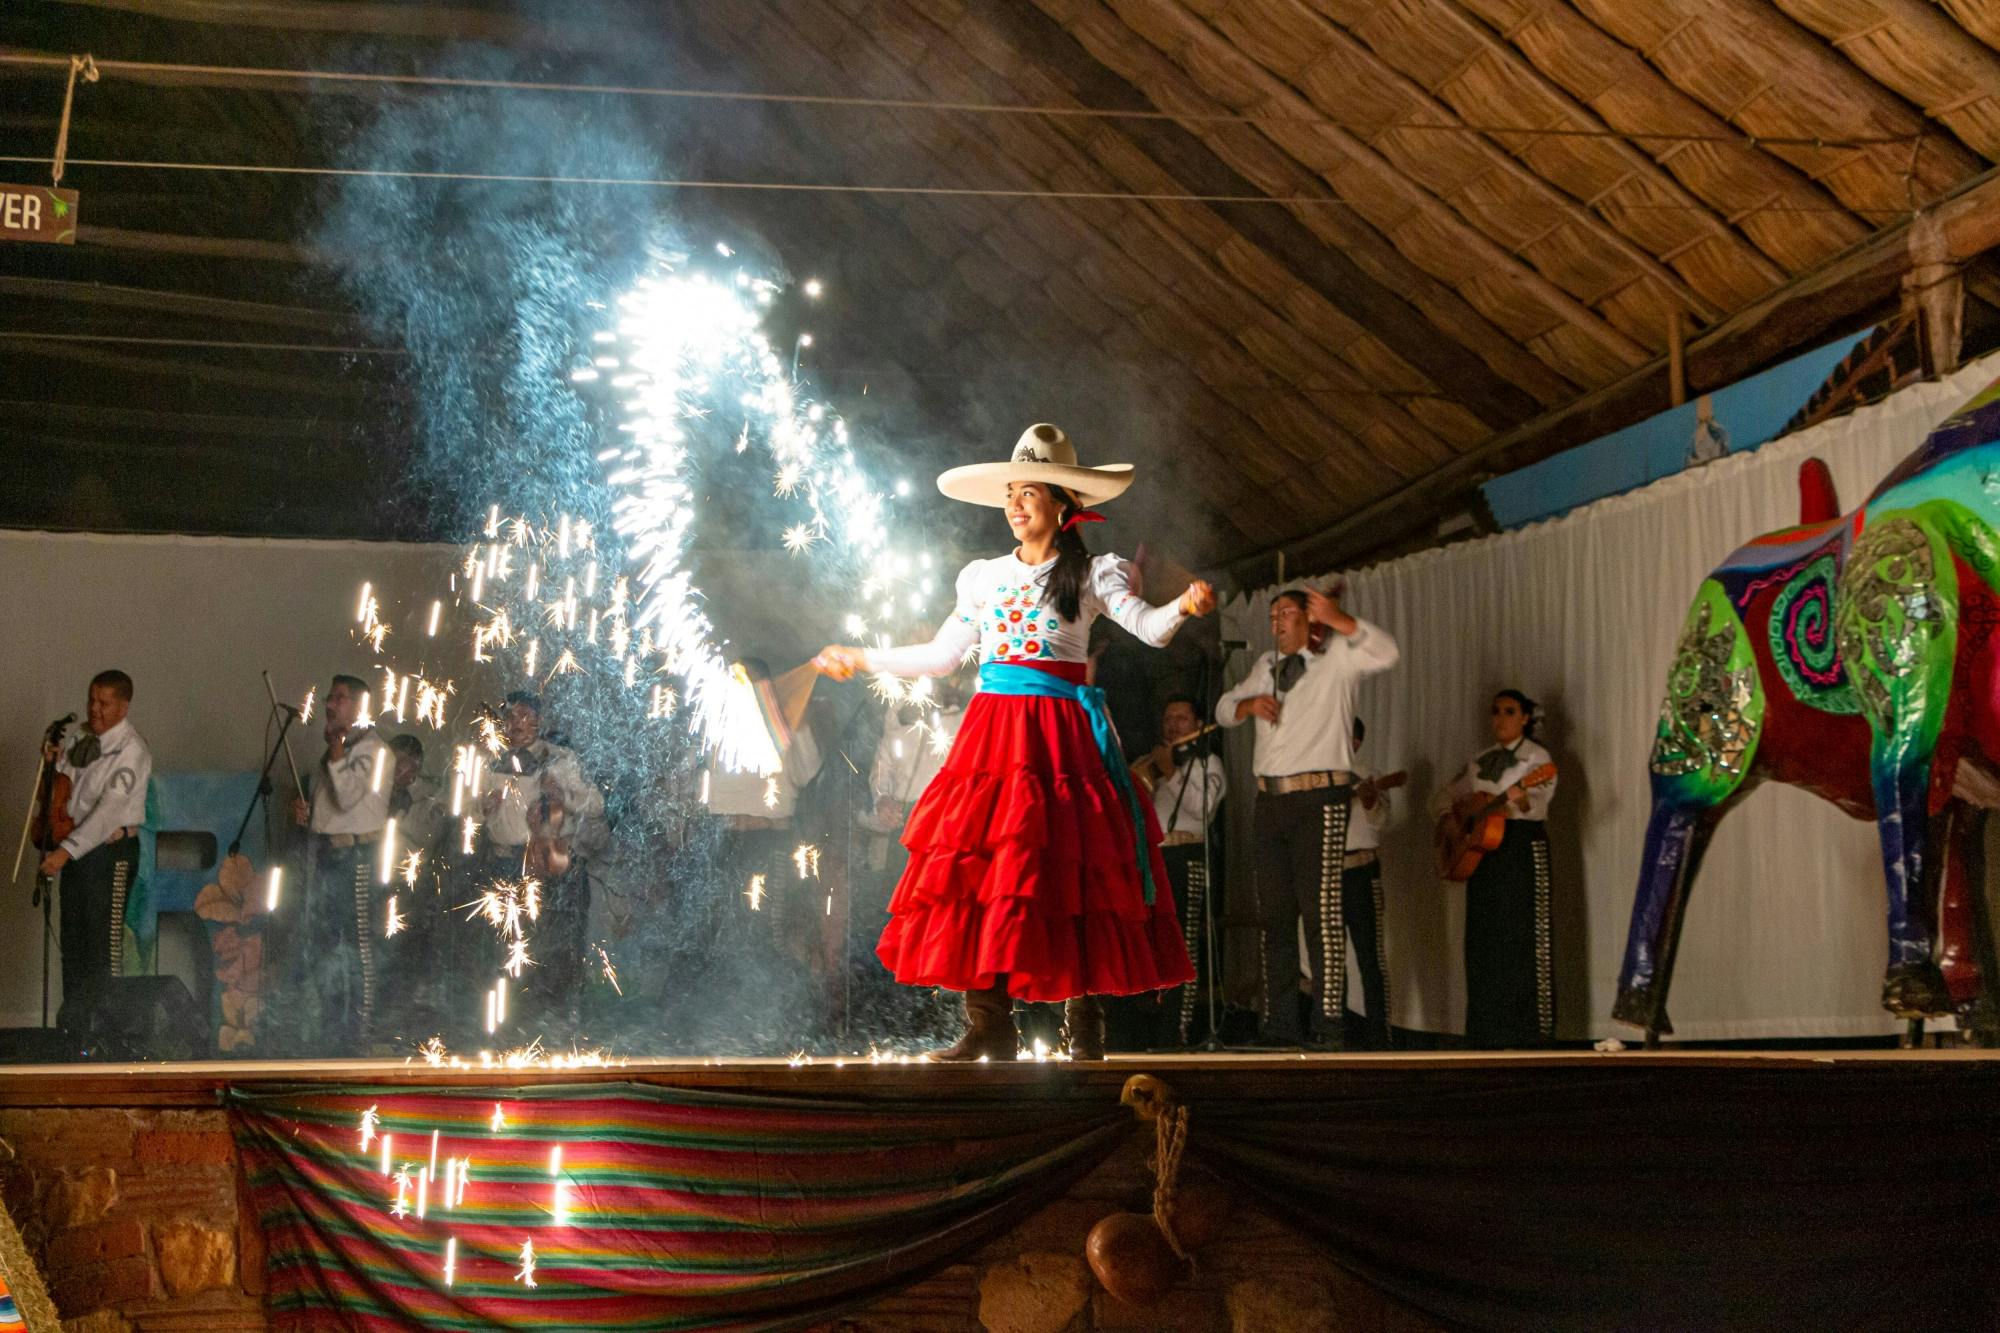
[0, 1108, 264, 1332]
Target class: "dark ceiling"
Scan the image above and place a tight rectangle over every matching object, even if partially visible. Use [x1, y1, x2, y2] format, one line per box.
[4, 0, 2000, 576]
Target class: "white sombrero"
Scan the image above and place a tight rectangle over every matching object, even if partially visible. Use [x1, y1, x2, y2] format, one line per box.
[936, 423, 1136, 509]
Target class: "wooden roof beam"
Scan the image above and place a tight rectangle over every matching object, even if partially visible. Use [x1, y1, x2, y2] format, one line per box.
[1104, 0, 1650, 376]
[1429, 0, 1789, 290]
[1222, 163, 2000, 581]
[991, 0, 1560, 428]
[1210, 0, 1733, 324]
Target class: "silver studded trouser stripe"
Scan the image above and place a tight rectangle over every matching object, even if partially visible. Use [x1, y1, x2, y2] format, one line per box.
[108, 855, 130, 978]
[1319, 800, 1349, 1022]
[1532, 836, 1554, 1041]
[353, 856, 376, 1032]
[1178, 857, 1207, 1043]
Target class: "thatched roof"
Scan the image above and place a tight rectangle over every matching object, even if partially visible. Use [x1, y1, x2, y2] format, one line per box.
[3, 0, 1999, 570]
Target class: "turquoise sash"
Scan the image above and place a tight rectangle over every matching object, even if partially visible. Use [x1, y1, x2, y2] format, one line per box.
[979, 662, 1157, 905]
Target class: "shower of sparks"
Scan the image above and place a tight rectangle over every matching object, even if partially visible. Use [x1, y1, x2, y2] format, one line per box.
[782, 522, 815, 554]
[299, 685, 315, 725]
[490, 1103, 507, 1133]
[745, 874, 765, 911]
[390, 1169, 411, 1219]
[385, 895, 406, 938]
[379, 1134, 393, 1177]
[515, 1239, 538, 1288]
[370, 747, 389, 794]
[442, 1237, 457, 1287]
[762, 776, 780, 810]
[265, 866, 283, 913]
[594, 944, 623, 995]
[401, 849, 424, 887]
[792, 843, 821, 880]
[358, 1105, 380, 1152]
[417, 1036, 449, 1067]
[355, 691, 374, 730]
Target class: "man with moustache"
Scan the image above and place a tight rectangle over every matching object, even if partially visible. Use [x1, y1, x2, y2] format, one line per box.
[41, 669, 153, 1024]
[1218, 587, 1398, 1049]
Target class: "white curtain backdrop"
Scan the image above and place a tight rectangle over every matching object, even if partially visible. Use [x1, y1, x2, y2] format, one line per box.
[1220, 353, 2000, 1041]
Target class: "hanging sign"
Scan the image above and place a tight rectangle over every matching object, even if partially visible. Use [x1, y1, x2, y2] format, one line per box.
[0, 185, 79, 245]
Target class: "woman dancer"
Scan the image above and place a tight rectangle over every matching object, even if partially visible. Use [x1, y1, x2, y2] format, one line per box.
[816, 424, 1216, 1060]
[1438, 689, 1558, 1048]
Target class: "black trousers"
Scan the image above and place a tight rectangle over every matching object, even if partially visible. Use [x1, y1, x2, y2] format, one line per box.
[279, 836, 379, 1056]
[1253, 787, 1347, 1045]
[1106, 841, 1210, 1051]
[1464, 820, 1555, 1049]
[59, 835, 138, 1021]
[470, 845, 591, 1039]
[1341, 856, 1391, 1050]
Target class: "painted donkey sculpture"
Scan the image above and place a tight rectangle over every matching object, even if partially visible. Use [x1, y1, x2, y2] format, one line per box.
[1614, 378, 2000, 1040]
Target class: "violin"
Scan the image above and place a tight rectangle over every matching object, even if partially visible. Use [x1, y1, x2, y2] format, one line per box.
[29, 714, 76, 853]
[1131, 722, 1223, 791]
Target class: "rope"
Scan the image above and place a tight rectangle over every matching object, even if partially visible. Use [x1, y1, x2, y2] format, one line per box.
[0, 152, 1883, 214]
[0, 51, 1922, 150]
[1119, 1073, 1195, 1264]
[50, 54, 98, 188]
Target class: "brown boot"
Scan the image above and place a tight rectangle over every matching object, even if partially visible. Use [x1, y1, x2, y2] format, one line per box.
[1064, 995, 1106, 1061]
[935, 982, 1018, 1062]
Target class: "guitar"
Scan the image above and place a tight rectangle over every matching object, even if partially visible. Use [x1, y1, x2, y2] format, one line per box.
[1434, 762, 1558, 882]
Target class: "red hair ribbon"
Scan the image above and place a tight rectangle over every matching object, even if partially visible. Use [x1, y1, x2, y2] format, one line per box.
[1062, 509, 1107, 532]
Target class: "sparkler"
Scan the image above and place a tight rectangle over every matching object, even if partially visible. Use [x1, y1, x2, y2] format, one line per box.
[358, 1104, 380, 1152]
[401, 848, 424, 887]
[515, 1239, 538, 1288]
[594, 944, 622, 995]
[745, 873, 765, 911]
[385, 895, 405, 938]
[490, 1103, 507, 1133]
[299, 685, 315, 725]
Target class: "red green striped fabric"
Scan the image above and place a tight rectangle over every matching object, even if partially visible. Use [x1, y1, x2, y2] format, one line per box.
[230, 1082, 1123, 1331]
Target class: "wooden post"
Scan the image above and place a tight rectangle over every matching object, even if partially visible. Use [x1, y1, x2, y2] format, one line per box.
[1905, 212, 1964, 379]
[1667, 307, 1686, 408]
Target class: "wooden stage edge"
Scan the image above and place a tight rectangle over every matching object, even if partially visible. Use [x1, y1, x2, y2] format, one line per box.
[0, 1047, 1992, 1108]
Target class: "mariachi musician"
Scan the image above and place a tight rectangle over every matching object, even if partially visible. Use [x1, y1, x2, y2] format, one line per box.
[1217, 585, 1398, 1049]
[1124, 695, 1224, 1048]
[39, 670, 152, 1020]
[479, 691, 604, 1031]
[1435, 689, 1558, 1049]
[290, 673, 389, 1054]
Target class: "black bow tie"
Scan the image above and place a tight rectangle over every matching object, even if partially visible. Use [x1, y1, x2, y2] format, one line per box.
[1276, 653, 1307, 693]
[68, 733, 101, 768]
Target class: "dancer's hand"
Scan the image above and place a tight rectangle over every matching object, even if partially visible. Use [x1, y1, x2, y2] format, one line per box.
[1179, 580, 1216, 616]
[814, 645, 866, 680]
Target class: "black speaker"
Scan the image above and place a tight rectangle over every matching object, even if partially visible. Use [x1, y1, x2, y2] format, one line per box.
[58, 975, 209, 1062]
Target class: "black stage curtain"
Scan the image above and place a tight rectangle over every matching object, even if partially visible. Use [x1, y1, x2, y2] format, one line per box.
[1194, 1062, 2000, 1331]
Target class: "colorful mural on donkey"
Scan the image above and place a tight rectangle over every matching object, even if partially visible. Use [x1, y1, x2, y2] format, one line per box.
[1617, 378, 2000, 1039]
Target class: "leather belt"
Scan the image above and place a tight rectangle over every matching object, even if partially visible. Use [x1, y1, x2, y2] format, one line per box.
[318, 830, 384, 848]
[1257, 770, 1354, 795]
[1343, 848, 1378, 870]
[1160, 830, 1203, 847]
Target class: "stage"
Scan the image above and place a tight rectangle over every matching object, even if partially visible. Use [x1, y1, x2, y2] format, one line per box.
[0, 1044, 1994, 1107]
[1, 1050, 1995, 1331]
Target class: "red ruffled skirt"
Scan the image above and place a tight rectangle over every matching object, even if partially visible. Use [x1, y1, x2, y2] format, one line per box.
[875, 662, 1195, 1002]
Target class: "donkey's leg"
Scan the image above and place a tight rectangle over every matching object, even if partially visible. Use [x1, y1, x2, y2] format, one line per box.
[1617, 580, 1764, 1035]
[1838, 515, 1956, 1017]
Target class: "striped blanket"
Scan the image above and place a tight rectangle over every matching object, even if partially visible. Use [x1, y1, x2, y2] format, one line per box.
[232, 1082, 1123, 1331]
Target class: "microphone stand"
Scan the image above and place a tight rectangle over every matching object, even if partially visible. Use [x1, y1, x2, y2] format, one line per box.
[1192, 643, 1230, 1052]
[228, 672, 306, 858]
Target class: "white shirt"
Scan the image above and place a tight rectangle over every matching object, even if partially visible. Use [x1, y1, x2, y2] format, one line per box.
[707, 726, 823, 821]
[1151, 753, 1224, 838]
[56, 717, 152, 859]
[308, 727, 391, 836]
[1346, 770, 1393, 853]
[1438, 738, 1557, 823]
[865, 552, 1187, 676]
[390, 774, 447, 852]
[871, 705, 961, 808]
[485, 738, 605, 849]
[1216, 620, 1400, 777]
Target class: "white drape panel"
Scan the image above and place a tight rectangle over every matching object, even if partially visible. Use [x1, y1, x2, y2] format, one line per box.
[1221, 355, 2000, 1040]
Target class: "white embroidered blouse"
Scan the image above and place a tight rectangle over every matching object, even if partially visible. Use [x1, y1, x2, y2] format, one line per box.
[864, 552, 1188, 676]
